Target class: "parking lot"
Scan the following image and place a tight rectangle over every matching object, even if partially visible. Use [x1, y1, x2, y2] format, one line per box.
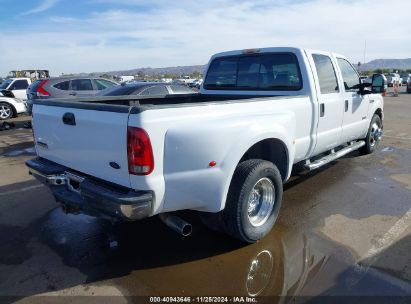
[0, 88, 410, 302]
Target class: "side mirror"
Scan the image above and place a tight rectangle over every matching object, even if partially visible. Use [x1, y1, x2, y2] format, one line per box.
[371, 74, 386, 94]
[355, 79, 371, 95]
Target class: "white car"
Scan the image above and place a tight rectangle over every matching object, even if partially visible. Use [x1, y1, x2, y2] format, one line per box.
[0, 96, 27, 120]
[27, 47, 384, 243]
[0, 77, 32, 100]
[385, 73, 401, 87]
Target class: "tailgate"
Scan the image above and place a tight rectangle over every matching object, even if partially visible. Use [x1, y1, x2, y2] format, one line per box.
[33, 103, 131, 188]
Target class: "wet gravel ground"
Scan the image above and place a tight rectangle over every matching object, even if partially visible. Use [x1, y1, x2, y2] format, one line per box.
[0, 89, 410, 303]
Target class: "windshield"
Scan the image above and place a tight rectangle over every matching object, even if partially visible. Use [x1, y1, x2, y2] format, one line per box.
[0, 79, 12, 90]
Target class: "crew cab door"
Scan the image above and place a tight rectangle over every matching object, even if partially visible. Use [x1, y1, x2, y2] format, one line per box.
[306, 51, 344, 155]
[335, 57, 370, 142]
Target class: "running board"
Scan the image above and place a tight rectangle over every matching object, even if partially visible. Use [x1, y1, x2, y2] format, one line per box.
[304, 141, 365, 171]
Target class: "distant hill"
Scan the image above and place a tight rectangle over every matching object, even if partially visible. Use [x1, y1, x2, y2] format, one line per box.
[72, 65, 207, 78]
[69, 58, 411, 78]
[359, 58, 411, 71]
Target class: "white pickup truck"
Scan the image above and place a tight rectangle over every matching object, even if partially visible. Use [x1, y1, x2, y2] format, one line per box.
[27, 47, 385, 242]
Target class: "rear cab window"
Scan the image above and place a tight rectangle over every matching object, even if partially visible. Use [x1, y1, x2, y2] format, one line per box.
[203, 52, 302, 91]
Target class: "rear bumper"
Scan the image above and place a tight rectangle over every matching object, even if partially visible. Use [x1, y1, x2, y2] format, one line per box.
[26, 157, 153, 221]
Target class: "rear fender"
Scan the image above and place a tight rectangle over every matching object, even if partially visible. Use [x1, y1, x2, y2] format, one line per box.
[162, 112, 295, 213]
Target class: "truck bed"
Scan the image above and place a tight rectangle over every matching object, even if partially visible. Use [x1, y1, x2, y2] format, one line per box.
[32, 93, 305, 113]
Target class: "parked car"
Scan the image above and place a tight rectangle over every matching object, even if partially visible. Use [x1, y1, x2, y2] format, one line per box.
[26, 77, 118, 113]
[96, 82, 195, 96]
[27, 47, 384, 243]
[0, 96, 26, 120]
[385, 73, 401, 87]
[175, 75, 197, 86]
[359, 76, 368, 84]
[0, 77, 32, 100]
[407, 77, 411, 93]
[401, 74, 411, 86]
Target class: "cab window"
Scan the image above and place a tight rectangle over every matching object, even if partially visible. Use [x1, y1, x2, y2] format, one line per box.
[337, 58, 359, 91]
[312, 54, 339, 94]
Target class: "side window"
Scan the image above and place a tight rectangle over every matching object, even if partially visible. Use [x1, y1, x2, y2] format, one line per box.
[139, 86, 169, 96]
[312, 54, 339, 94]
[71, 79, 93, 91]
[10, 80, 29, 90]
[95, 79, 116, 90]
[337, 58, 359, 91]
[53, 81, 70, 91]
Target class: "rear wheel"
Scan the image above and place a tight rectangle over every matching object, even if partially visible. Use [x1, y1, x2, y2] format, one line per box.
[218, 159, 283, 243]
[360, 114, 382, 155]
[0, 103, 13, 120]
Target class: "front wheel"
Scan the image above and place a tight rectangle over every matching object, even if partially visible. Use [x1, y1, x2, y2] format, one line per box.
[0, 103, 13, 120]
[221, 159, 283, 243]
[360, 114, 382, 155]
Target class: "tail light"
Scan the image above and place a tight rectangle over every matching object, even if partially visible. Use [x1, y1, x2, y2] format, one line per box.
[127, 126, 154, 175]
[36, 80, 50, 97]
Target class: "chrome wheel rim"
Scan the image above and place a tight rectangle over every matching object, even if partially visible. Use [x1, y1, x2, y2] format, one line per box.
[247, 177, 275, 227]
[369, 122, 382, 147]
[0, 105, 11, 119]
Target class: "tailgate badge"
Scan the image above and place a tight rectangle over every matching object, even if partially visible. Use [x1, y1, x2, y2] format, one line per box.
[109, 162, 121, 169]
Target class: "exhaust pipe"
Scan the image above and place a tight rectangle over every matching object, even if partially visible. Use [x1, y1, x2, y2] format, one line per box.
[159, 213, 192, 237]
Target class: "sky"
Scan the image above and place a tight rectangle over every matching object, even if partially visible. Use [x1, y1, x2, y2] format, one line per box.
[0, 0, 410, 76]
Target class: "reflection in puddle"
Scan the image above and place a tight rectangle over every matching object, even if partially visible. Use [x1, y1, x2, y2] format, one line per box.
[40, 208, 411, 299]
[246, 250, 273, 296]
[3, 147, 35, 157]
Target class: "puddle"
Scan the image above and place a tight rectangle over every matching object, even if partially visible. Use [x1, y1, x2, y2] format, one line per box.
[3, 147, 35, 157]
[36, 208, 411, 298]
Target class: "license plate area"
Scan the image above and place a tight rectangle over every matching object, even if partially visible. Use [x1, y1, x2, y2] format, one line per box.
[65, 172, 85, 194]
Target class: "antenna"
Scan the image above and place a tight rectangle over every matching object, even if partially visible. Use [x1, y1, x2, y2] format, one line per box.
[363, 40, 367, 64]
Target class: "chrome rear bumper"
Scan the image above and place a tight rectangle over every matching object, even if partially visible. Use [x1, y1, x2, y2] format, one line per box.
[26, 157, 153, 221]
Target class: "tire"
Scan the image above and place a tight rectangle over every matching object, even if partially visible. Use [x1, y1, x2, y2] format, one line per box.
[221, 159, 283, 243]
[0, 102, 13, 120]
[360, 114, 382, 155]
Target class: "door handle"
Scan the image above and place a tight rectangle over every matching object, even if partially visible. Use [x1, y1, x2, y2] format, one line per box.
[345, 100, 349, 112]
[62, 112, 76, 126]
[320, 103, 325, 117]
[69, 91, 77, 96]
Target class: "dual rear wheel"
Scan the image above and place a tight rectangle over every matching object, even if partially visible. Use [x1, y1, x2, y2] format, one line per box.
[201, 159, 283, 243]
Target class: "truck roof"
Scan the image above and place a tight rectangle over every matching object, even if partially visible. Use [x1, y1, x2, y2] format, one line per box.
[210, 46, 348, 61]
